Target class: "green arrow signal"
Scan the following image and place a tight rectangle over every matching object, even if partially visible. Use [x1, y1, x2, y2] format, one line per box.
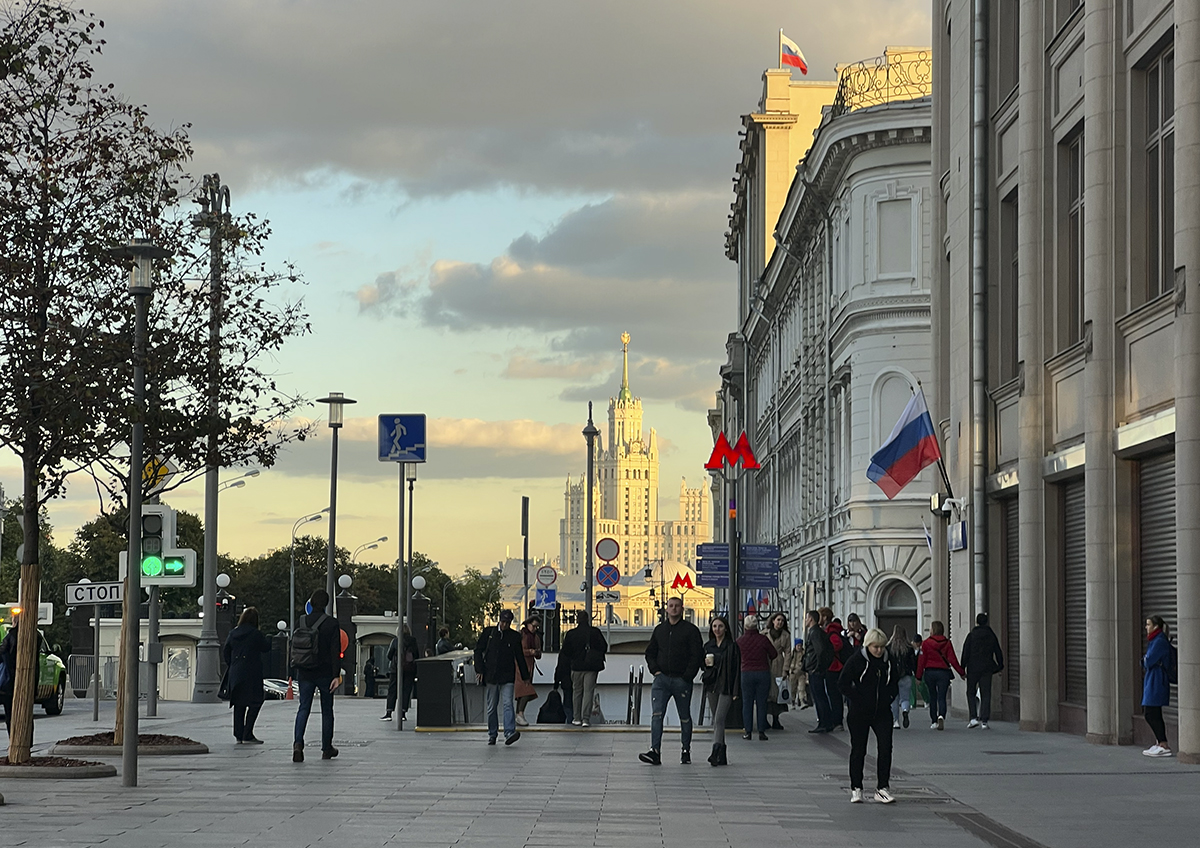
[141, 555, 165, 577]
[163, 557, 186, 576]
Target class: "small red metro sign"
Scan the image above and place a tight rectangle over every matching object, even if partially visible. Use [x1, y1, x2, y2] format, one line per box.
[704, 431, 760, 471]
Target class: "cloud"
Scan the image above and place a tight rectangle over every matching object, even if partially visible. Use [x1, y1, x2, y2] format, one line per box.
[559, 356, 721, 413]
[501, 351, 614, 381]
[93, 0, 932, 195]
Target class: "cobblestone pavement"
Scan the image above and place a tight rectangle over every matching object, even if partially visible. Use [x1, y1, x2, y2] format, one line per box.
[2, 695, 1197, 847]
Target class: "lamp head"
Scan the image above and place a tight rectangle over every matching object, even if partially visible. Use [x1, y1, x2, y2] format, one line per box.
[412, 575, 427, 591]
[317, 392, 357, 428]
[338, 574, 352, 590]
[216, 573, 231, 589]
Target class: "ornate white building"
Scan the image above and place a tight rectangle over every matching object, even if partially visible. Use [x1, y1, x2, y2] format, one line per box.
[560, 334, 713, 625]
[713, 48, 934, 637]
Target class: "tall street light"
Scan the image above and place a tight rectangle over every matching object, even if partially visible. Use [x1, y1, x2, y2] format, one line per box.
[318, 392, 356, 615]
[582, 402, 599, 621]
[218, 468, 260, 493]
[405, 464, 417, 626]
[291, 509, 328, 640]
[353, 536, 388, 563]
[112, 237, 171, 788]
[194, 174, 231, 707]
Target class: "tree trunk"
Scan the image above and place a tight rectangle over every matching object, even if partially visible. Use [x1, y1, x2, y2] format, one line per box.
[7, 472, 41, 764]
[113, 576, 129, 745]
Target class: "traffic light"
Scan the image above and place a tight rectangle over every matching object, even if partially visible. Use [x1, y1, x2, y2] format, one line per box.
[119, 504, 197, 587]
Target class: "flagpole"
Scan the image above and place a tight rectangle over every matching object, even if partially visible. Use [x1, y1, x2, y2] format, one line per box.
[778, 29, 783, 70]
[915, 380, 956, 499]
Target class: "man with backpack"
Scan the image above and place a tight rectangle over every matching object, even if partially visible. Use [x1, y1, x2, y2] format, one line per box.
[961, 612, 1005, 729]
[292, 588, 343, 762]
[559, 610, 607, 727]
[802, 610, 835, 733]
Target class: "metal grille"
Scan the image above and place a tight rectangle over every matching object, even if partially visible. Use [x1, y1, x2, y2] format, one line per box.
[1003, 499, 1020, 693]
[1062, 479, 1087, 706]
[1139, 451, 1176, 700]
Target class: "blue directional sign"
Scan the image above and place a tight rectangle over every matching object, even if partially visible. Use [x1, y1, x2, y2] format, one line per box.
[697, 559, 729, 573]
[698, 572, 730, 589]
[378, 414, 427, 463]
[697, 543, 730, 559]
[740, 571, 779, 589]
[596, 564, 621, 588]
[740, 558, 779, 573]
[741, 544, 781, 559]
[534, 587, 557, 610]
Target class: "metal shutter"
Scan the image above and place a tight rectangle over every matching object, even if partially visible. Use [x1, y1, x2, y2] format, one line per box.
[1139, 452, 1176, 633]
[1003, 499, 1020, 693]
[1062, 479, 1087, 706]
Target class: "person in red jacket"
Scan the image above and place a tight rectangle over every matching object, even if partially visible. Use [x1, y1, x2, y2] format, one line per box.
[820, 608, 846, 731]
[915, 620, 965, 730]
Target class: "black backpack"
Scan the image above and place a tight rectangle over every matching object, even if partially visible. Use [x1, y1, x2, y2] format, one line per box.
[291, 613, 328, 670]
[537, 688, 566, 723]
[836, 632, 855, 666]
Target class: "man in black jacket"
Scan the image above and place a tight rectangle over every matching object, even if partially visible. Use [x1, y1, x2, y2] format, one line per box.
[639, 597, 705, 765]
[802, 610, 835, 734]
[474, 609, 530, 745]
[558, 610, 607, 727]
[961, 613, 1004, 729]
[381, 625, 420, 722]
[292, 589, 343, 762]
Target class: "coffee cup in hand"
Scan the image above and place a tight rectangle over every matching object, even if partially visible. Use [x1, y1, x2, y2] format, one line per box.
[705, 653, 715, 667]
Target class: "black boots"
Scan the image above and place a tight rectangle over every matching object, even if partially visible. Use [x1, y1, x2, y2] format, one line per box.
[708, 743, 728, 766]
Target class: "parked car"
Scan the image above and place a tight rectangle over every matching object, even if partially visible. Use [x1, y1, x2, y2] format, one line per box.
[0, 622, 68, 715]
[262, 678, 296, 700]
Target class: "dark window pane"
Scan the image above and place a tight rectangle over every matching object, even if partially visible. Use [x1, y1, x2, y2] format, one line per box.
[1149, 66, 1160, 131]
[1164, 132, 1175, 295]
[1148, 144, 1160, 296]
[1069, 209, 1081, 344]
[1164, 54, 1175, 121]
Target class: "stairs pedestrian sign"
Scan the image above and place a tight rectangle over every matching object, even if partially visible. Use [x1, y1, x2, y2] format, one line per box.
[378, 414, 427, 463]
[535, 587, 557, 610]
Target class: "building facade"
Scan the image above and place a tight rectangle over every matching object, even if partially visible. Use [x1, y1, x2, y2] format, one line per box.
[932, 0, 1200, 756]
[714, 48, 934, 634]
[559, 334, 713, 626]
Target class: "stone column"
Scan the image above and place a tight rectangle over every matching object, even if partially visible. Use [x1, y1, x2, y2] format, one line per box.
[1175, 0, 1200, 764]
[1016, 0, 1051, 732]
[1082, 0, 1118, 745]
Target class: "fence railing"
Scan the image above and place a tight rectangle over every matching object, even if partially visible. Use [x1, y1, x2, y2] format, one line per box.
[830, 50, 933, 119]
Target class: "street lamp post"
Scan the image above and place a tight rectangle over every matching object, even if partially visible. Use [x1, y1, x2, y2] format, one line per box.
[318, 392, 357, 615]
[352, 536, 388, 563]
[405, 465, 417, 626]
[290, 510, 327, 645]
[113, 237, 171, 788]
[582, 402, 600, 621]
[218, 468, 260, 493]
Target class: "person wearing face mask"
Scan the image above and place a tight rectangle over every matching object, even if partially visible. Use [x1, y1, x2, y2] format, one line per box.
[838, 628, 899, 804]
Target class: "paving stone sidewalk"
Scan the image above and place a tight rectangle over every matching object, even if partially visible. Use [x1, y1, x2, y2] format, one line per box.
[2, 695, 1196, 847]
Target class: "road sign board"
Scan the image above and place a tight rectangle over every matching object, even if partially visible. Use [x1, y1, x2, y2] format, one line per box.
[739, 571, 780, 589]
[595, 537, 620, 562]
[697, 558, 729, 571]
[704, 431, 761, 471]
[65, 581, 123, 606]
[595, 590, 621, 603]
[596, 563, 621, 588]
[697, 543, 729, 559]
[143, 457, 177, 495]
[378, 414, 427, 463]
[536, 565, 557, 586]
[534, 587, 557, 609]
[740, 558, 780, 573]
[741, 544, 781, 559]
[697, 572, 729, 588]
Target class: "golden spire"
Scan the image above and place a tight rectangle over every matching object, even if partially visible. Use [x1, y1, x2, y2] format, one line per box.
[619, 331, 632, 402]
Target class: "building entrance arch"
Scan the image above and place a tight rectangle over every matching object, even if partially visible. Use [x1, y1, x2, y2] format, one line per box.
[873, 578, 919, 642]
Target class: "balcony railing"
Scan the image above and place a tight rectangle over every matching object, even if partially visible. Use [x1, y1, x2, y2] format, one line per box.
[830, 50, 933, 119]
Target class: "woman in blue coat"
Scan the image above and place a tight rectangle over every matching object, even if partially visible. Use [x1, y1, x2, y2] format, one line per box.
[1141, 615, 1173, 757]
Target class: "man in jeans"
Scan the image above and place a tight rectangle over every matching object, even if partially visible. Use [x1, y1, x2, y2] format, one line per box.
[961, 612, 1004, 729]
[292, 589, 343, 762]
[639, 597, 705, 765]
[802, 610, 835, 733]
[473, 609, 530, 745]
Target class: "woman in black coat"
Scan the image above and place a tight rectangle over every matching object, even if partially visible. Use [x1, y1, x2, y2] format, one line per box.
[702, 615, 741, 767]
[838, 627, 900, 804]
[223, 606, 271, 744]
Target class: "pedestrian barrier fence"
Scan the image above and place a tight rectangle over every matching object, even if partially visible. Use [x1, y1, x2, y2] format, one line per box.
[68, 654, 153, 700]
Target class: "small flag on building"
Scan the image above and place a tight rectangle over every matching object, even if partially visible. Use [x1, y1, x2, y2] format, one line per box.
[867, 387, 943, 498]
[780, 31, 808, 75]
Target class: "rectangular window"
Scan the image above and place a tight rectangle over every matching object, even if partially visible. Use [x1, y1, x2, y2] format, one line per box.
[1059, 132, 1085, 349]
[878, 199, 912, 276]
[995, 0, 1020, 99]
[998, 191, 1020, 382]
[1145, 49, 1175, 301]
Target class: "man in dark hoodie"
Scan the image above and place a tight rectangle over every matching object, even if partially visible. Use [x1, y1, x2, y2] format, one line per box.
[802, 610, 834, 733]
[292, 589, 343, 762]
[639, 597, 704, 765]
[474, 609, 530, 746]
[961, 613, 1004, 729]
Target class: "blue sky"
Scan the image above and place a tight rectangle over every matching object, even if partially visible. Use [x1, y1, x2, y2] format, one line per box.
[0, 0, 931, 575]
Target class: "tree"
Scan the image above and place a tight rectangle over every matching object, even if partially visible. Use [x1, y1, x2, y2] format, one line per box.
[0, 3, 310, 762]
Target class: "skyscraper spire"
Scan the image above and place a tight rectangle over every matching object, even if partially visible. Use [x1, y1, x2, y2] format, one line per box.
[618, 331, 632, 402]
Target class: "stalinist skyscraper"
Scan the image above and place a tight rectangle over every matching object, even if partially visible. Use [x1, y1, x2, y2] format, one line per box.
[560, 333, 711, 624]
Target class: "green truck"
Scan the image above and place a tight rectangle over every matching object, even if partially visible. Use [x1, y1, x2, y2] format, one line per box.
[0, 619, 68, 715]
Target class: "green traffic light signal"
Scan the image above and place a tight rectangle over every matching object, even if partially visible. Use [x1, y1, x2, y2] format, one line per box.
[141, 555, 165, 577]
[163, 557, 185, 576]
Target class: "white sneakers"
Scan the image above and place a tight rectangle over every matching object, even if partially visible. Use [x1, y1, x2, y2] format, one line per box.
[581, 721, 591, 728]
[875, 788, 896, 804]
[571, 719, 583, 726]
[1143, 744, 1174, 758]
[967, 718, 981, 729]
[930, 722, 939, 730]
[981, 722, 990, 730]
[850, 788, 864, 803]
[515, 714, 529, 727]
[893, 720, 901, 729]
[937, 716, 945, 730]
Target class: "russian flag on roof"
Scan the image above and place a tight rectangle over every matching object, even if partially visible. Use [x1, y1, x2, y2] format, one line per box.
[781, 32, 808, 75]
[867, 387, 942, 499]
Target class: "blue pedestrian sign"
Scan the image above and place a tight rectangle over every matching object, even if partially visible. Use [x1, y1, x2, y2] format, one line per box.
[378, 414, 427, 463]
[596, 564, 621, 588]
[535, 587, 557, 610]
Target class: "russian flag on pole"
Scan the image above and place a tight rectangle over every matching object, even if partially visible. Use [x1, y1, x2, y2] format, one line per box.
[781, 32, 808, 75]
[867, 388, 942, 499]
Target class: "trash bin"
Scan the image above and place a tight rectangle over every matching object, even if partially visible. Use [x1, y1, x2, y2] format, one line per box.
[415, 657, 454, 727]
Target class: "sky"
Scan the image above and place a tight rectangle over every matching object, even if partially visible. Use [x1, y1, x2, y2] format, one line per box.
[0, 0, 931, 577]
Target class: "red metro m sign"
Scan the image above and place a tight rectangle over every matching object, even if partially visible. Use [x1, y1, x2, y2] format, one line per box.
[705, 432, 760, 471]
